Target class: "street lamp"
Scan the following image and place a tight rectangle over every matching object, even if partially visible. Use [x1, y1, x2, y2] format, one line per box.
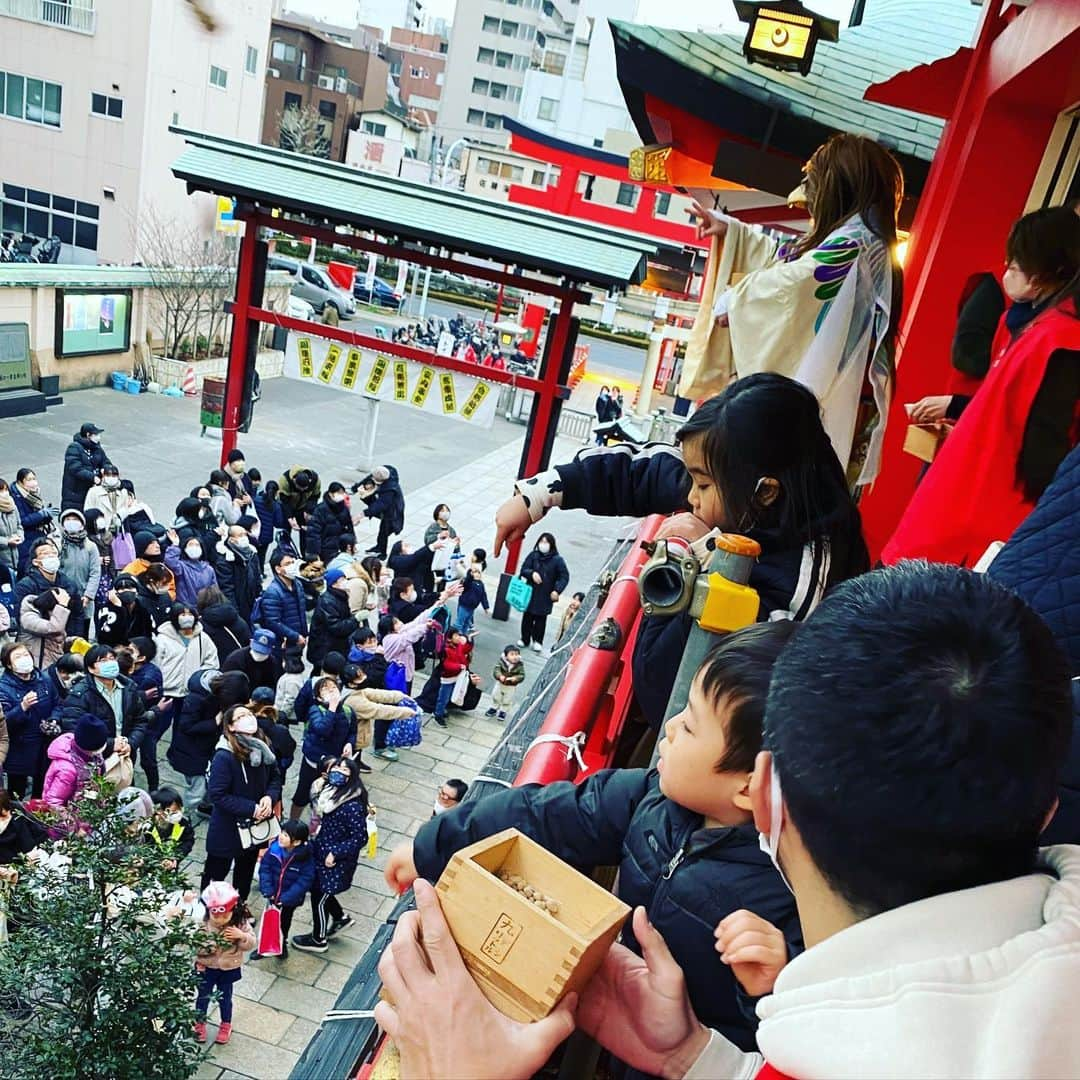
[732, 0, 839, 77]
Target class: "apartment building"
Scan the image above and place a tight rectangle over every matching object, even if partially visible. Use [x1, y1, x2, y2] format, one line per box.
[0, 0, 270, 264]
[262, 18, 389, 162]
[439, 0, 580, 144]
[387, 27, 447, 124]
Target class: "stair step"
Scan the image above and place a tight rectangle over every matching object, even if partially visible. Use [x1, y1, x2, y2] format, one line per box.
[0, 388, 47, 418]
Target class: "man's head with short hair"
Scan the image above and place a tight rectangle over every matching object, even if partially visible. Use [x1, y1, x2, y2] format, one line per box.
[436, 779, 468, 811]
[757, 563, 1072, 934]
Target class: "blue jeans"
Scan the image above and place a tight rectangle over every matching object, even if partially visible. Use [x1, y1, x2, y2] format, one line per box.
[454, 606, 476, 635]
[434, 679, 456, 720]
[195, 967, 240, 1022]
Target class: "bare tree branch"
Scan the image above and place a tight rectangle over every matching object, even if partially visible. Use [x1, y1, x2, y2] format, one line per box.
[278, 104, 331, 159]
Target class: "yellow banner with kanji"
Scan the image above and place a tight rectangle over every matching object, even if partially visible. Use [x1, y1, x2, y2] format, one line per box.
[284, 334, 498, 428]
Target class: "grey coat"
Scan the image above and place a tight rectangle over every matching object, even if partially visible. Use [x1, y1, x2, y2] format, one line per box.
[59, 536, 102, 600]
[0, 507, 20, 571]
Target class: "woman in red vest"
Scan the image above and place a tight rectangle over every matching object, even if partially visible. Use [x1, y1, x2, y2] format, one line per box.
[883, 207, 1080, 566]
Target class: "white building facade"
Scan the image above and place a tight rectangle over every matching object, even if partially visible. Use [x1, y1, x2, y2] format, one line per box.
[0, 0, 271, 264]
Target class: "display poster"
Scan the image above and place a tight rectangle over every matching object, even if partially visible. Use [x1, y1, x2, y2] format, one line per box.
[55, 290, 132, 357]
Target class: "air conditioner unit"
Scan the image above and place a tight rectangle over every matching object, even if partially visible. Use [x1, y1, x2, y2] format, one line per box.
[268, 67, 280, 78]
[335, 77, 349, 93]
[317, 75, 335, 90]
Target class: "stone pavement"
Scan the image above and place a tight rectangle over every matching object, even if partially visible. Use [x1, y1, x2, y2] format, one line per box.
[3, 382, 636, 1079]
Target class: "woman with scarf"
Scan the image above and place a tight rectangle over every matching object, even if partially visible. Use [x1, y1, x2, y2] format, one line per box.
[10, 469, 54, 573]
[83, 464, 139, 535]
[292, 754, 367, 953]
[202, 703, 281, 901]
[883, 207, 1080, 566]
[688, 133, 904, 490]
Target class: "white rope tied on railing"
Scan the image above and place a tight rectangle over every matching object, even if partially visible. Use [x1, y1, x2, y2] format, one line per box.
[470, 774, 513, 789]
[524, 730, 589, 775]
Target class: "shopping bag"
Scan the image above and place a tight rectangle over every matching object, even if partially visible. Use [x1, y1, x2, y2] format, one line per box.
[430, 543, 451, 573]
[102, 752, 134, 791]
[450, 670, 470, 707]
[385, 710, 422, 749]
[257, 904, 283, 957]
[111, 532, 136, 568]
[506, 577, 533, 613]
[384, 660, 408, 694]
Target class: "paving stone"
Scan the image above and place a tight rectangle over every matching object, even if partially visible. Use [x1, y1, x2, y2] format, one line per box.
[332, 886, 385, 917]
[206, 1030, 300, 1079]
[334, 911, 383, 944]
[233, 964, 276, 1002]
[315, 961, 354, 995]
[265, 950, 327, 987]
[192, 1060, 224, 1080]
[260, 977, 339, 1024]
[229, 996, 292, 1044]
[278, 1016, 320, 1054]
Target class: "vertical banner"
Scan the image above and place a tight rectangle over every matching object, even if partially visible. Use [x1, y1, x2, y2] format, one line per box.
[284, 334, 498, 428]
[394, 260, 409, 296]
[365, 253, 377, 294]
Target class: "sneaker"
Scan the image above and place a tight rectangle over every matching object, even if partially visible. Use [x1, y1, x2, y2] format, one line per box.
[372, 747, 399, 762]
[497, 711, 507, 721]
[215, 1022, 232, 1045]
[531, 642, 543, 653]
[193, 1021, 207, 1043]
[434, 716, 447, 728]
[292, 933, 328, 953]
[328, 914, 355, 937]
[485, 707, 497, 718]
[516, 639, 526, 648]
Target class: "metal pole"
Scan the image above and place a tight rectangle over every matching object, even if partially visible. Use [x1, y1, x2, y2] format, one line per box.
[360, 397, 380, 469]
[418, 248, 433, 319]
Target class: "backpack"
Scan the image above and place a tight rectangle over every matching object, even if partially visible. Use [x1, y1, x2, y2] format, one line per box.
[384, 708, 421, 749]
[384, 660, 408, 694]
[421, 605, 450, 662]
[249, 593, 264, 629]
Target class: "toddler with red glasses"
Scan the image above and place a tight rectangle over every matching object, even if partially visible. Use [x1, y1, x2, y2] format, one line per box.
[192, 881, 255, 1045]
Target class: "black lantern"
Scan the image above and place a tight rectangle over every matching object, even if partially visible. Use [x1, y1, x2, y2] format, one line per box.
[733, 0, 839, 77]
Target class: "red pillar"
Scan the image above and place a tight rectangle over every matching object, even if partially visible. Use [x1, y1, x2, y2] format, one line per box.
[860, 2, 1080, 556]
[219, 219, 258, 466]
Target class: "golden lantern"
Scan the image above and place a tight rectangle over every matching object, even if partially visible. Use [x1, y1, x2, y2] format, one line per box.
[733, 1, 839, 77]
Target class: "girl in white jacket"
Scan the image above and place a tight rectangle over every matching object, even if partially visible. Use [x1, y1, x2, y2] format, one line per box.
[155, 602, 219, 702]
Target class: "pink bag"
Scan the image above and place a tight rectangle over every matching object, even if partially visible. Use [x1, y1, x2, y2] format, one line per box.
[257, 904, 283, 956]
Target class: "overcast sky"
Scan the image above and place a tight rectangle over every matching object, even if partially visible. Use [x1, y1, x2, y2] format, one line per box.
[285, 0, 856, 34]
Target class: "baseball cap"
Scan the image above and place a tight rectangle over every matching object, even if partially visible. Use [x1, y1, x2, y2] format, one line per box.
[80, 422, 104, 436]
[251, 628, 276, 656]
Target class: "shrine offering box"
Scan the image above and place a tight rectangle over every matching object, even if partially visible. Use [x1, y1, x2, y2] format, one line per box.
[435, 828, 630, 1022]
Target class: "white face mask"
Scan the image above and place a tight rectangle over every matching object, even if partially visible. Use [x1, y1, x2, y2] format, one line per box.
[89, 434, 101, 444]
[41, 555, 60, 574]
[331, 494, 346, 504]
[184, 544, 202, 560]
[537, 542, 551, 555]
[433, 798, 449, 815]
[12, 654, 34, 675]
[178, 614, 196, 630]
[103, 476, 120, 490]
[284, 562, 301, 580]
[166, 811, 183, 825]
[63, 520, 83, 534]
[232, 536, 250, 550]
[405, 589, 417, 603]
[758, 763, 793, 894]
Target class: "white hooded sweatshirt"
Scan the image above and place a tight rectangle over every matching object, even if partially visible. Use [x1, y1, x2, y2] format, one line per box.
[687, 845, 1080, 1079]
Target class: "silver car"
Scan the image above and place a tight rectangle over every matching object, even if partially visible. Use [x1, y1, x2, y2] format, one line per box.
[269, 256, 356, 319]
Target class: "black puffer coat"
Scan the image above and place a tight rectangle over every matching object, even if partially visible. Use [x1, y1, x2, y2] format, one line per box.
[414, 767, 801, 1052]
[305, 495, 354, 563]
[61, 433, 112, 510]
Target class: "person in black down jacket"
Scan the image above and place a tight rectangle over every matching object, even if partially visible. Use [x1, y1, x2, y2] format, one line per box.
[292, 755, 368, 952]
[59, 644, 148, 759]
[213, 525, 263, 624]
[388, 538, 438, 597]
[307, 567, 360, 673]
[167, 669, 251, 818]
[201, 703, 282, 901]
[196, 584, 251, 662]
[305, 484, 354, 564]
[356, 465, 404, 558]
[517, 533, 569, 653]
[495, 373, 870, 729]
[388, 625, 801, 1053]
[61, 422, 113, 511]
[0, 787, 48, 865]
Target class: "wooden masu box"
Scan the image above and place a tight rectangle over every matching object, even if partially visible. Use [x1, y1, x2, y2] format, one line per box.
[435, 828, 630, 1022]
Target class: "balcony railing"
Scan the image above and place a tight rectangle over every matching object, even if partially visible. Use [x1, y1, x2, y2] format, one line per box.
[0, 0, 96, 34]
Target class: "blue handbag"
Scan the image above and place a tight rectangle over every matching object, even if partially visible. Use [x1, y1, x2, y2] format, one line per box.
[506, 576, 533, 613]
[385, 709, 422, 749]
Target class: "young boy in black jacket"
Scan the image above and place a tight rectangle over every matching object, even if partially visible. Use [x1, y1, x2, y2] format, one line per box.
[385, 622, 802, 1053]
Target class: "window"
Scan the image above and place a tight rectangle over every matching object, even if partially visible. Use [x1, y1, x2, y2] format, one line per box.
[500, 20, 518, 37]
[537, 96, 557, 121]
[409, 66, 427, 78]
[472, 78, 489, 95]
[615, 182, 638, 208]
[0, 183, 98, 248]
[477, 46, 494, 63]
[0, 70, 61, 128]
[467, 108, 484, 125]
[513, 55, 529, 71]
[283, 91, 302, 111]
[318, 99, 337, 121]
[484, 113, 501, 130]
[91, 92, 123, 119]
[531, 168, 546, 186]
[655, 192, 671, 216]
[209, 65, 228, 89]
[522, 25, 536, 40]
[495, 51, 511, 68]
[499, 163, 524, 181]
[271, 41, 299, 63]
[245, 45, 259, 75]
[482, 15, 499, 32]
[489, 82, 507, 100]
[363, 120, 387, 136]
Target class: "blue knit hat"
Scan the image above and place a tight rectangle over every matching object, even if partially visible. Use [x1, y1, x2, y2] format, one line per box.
[74, 714, 110, 754]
